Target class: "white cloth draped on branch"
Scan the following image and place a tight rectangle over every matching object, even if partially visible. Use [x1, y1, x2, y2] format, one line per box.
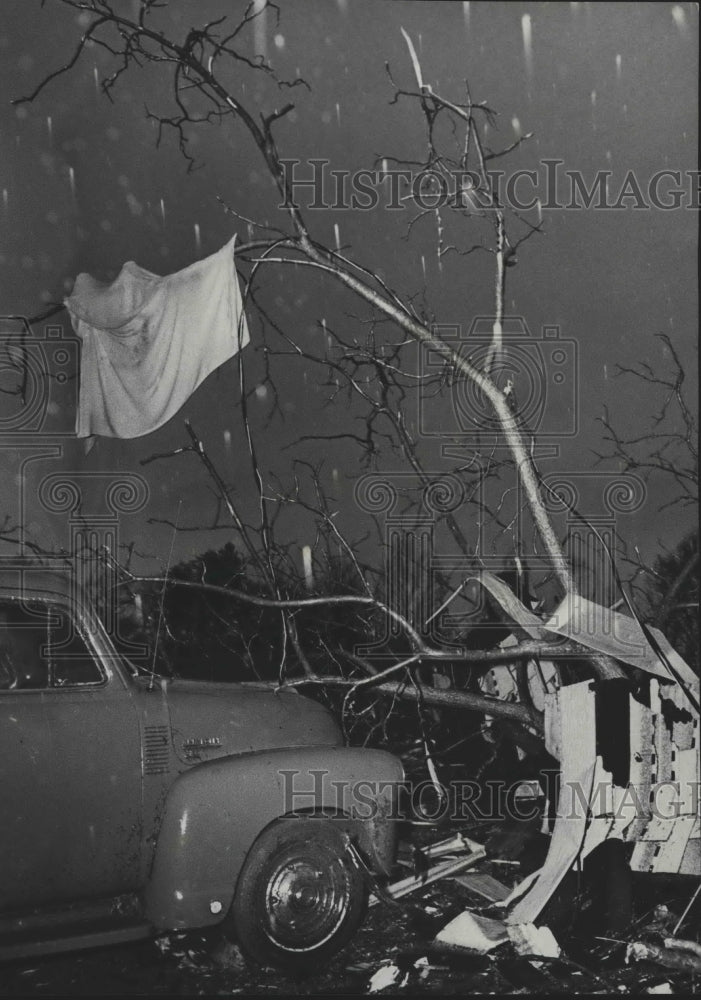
[65, 236, 250, 438]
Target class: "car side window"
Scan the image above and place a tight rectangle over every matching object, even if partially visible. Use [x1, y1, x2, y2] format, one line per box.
[0, 599, 103, 690]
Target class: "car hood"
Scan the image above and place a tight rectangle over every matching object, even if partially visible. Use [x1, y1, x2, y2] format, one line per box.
[147, 679, 343, 764]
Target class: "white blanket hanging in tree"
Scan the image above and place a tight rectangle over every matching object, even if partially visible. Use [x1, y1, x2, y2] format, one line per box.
[65, 236, 249, 438]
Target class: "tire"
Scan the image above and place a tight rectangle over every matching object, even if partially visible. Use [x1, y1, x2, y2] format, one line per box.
[225, 817, 368, 973]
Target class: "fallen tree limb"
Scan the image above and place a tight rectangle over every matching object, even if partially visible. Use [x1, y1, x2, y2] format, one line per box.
[115, 567, 592, 665]
[663, 937, 701, 960]
[627, 939, 701, 974]
[280, 675, 544, 731]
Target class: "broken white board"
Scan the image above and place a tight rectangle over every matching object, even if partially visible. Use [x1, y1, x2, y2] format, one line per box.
[545, 594, 699, 692]
[434, 911, 509, 953]
[506, 680, 597, 926]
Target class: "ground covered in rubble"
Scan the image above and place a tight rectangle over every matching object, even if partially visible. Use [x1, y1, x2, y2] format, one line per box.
[2, 819, 698, 997]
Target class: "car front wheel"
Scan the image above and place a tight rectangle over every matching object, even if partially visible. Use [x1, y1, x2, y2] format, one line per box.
[225, 817, 368, 972]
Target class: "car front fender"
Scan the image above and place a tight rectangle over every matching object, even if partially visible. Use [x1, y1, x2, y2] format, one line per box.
[143, 745, 404, 931]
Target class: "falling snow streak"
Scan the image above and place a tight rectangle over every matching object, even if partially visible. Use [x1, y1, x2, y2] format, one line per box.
[252, 0, 268, 60]
[521, 14, 533, 78]
[302, 545, 313, 590]
[671, 5, 687, 32]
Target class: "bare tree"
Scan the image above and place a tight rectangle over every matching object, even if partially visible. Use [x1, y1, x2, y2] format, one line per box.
[596, 333, 698, 666]
[14, 0, 634, 745]
[597, 334, 697, 514]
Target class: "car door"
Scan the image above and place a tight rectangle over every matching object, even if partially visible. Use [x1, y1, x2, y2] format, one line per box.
[0, 595, 142, 910]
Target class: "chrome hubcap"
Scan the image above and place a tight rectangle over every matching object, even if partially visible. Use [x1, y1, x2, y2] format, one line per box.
[264, 847, 350, 951]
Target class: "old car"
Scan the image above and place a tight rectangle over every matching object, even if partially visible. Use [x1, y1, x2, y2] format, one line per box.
[0, 564, 404, 971]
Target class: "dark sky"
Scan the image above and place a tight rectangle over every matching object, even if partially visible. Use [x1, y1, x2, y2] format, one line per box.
[0, 1, 697, 592]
